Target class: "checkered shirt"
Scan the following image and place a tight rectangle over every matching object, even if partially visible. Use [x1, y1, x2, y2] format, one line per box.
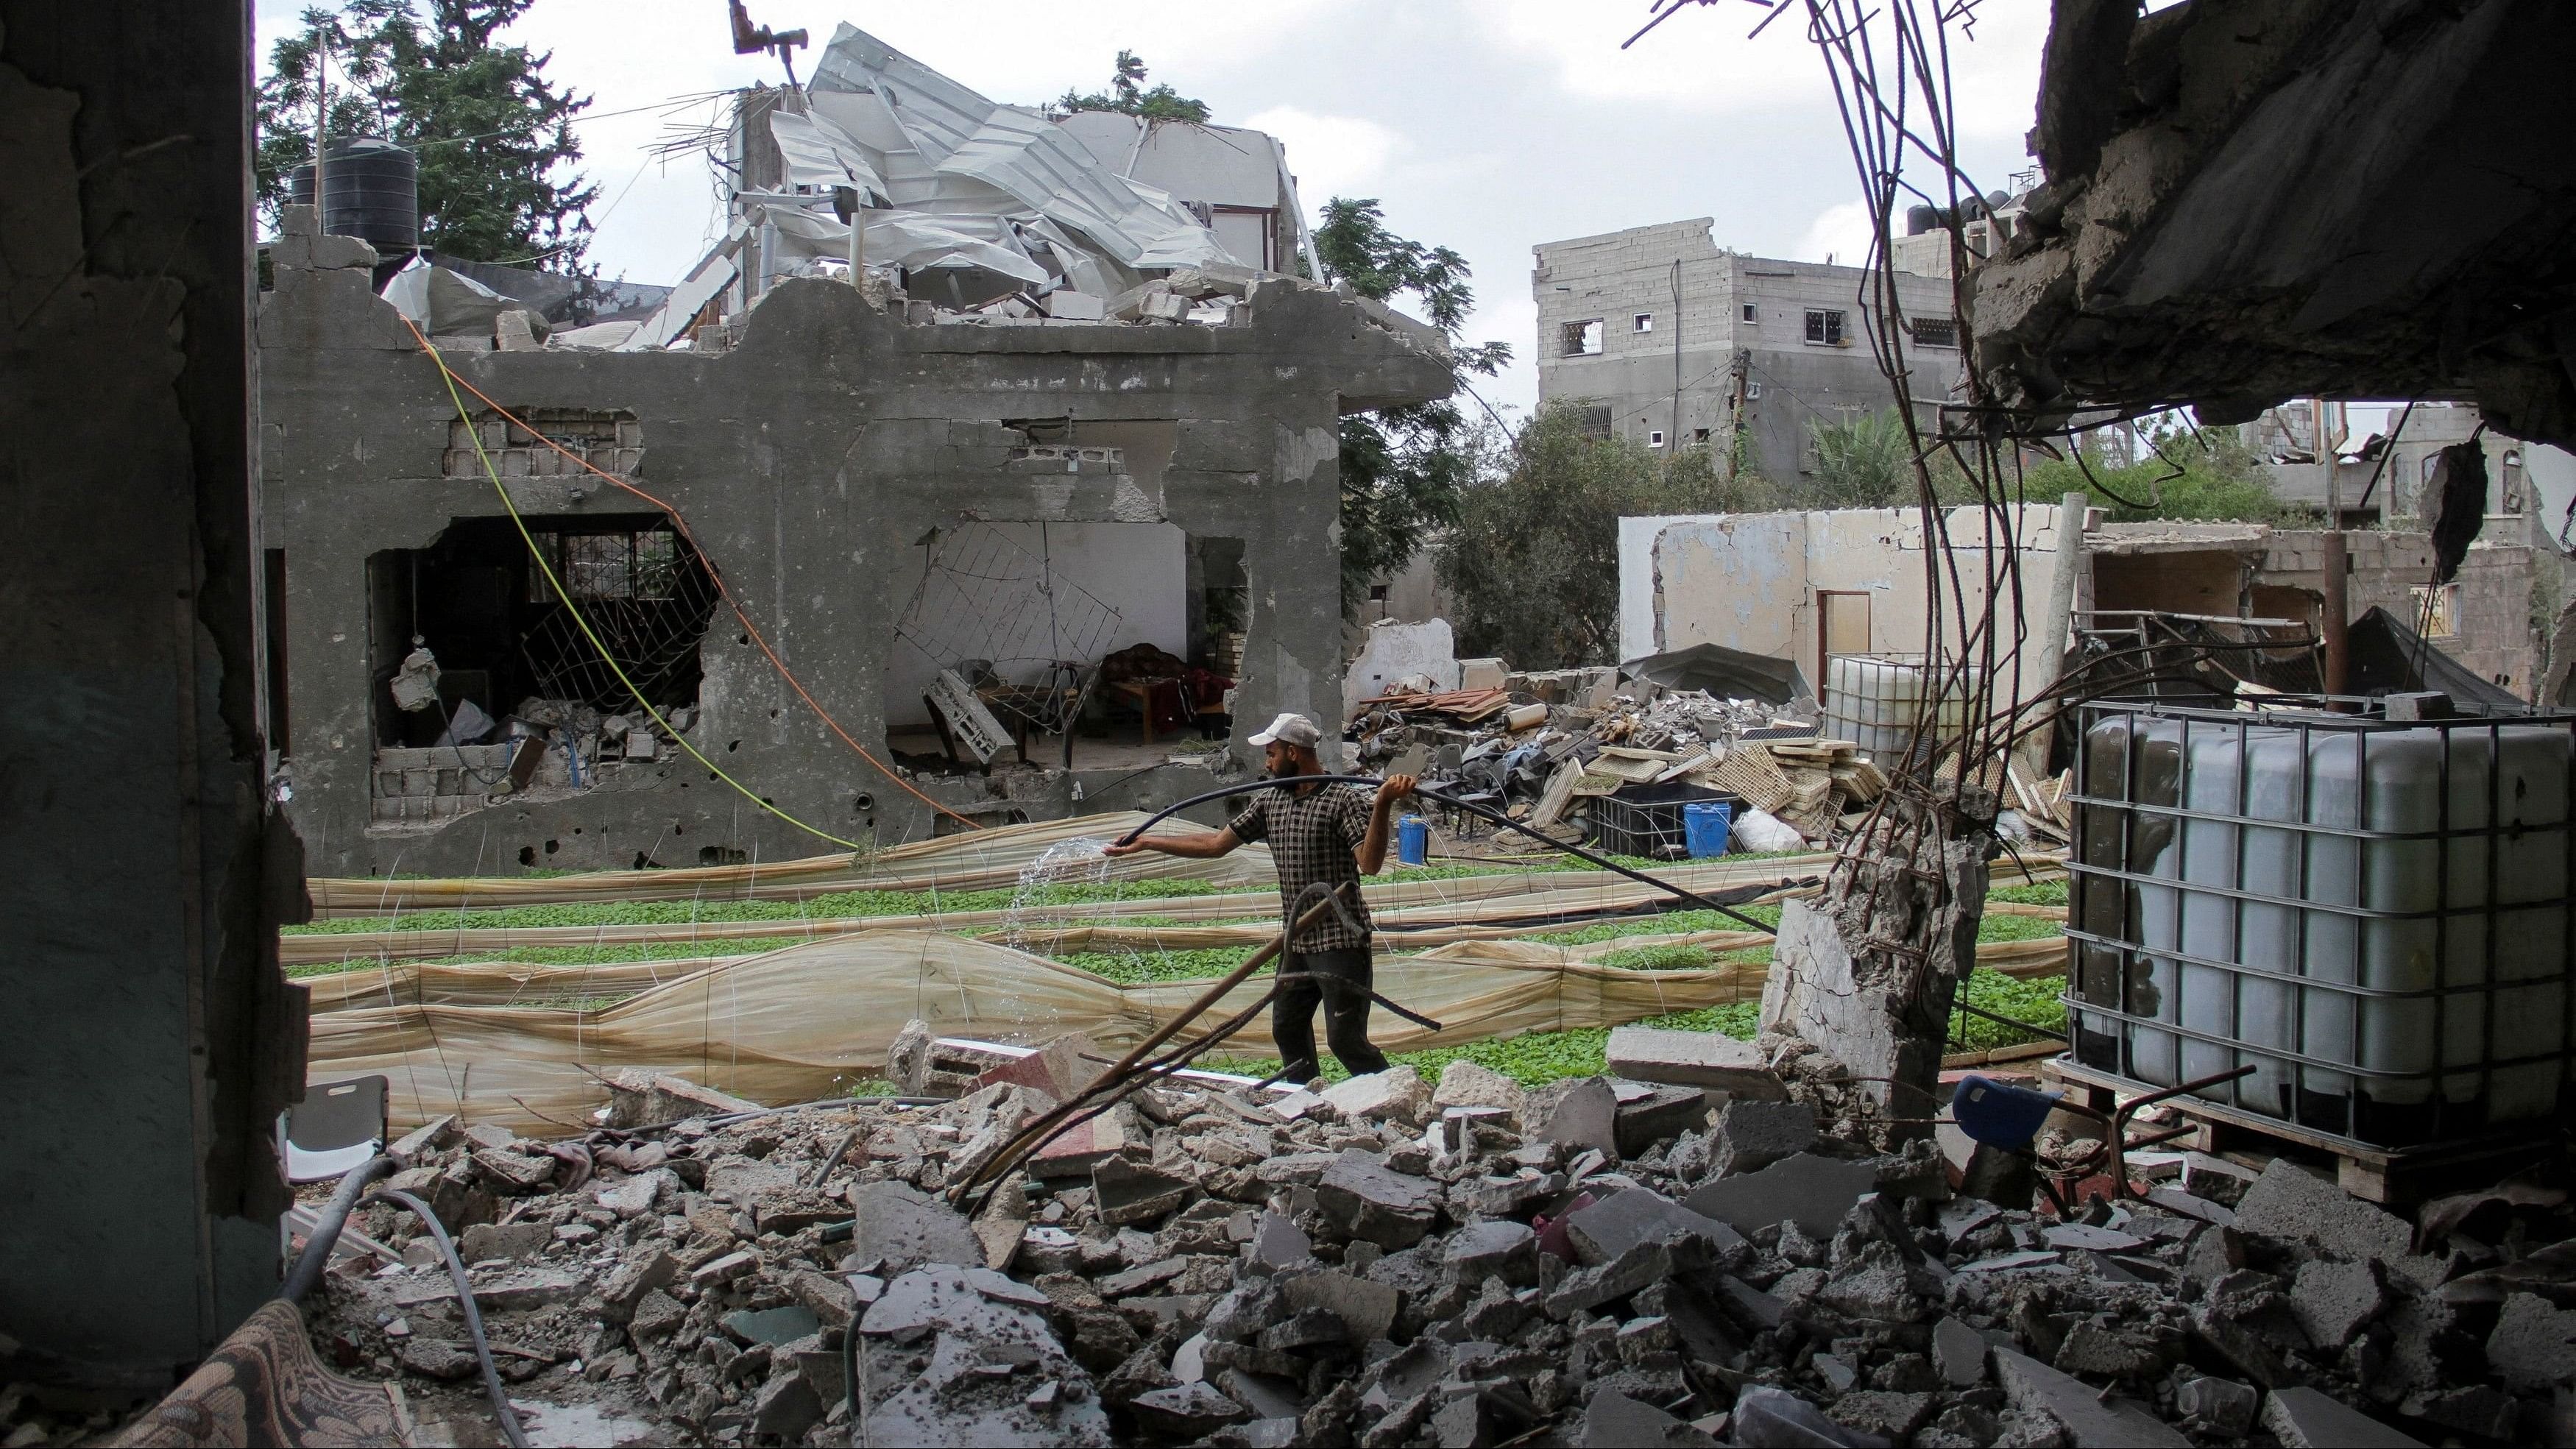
[1228, 782, 1376, 952]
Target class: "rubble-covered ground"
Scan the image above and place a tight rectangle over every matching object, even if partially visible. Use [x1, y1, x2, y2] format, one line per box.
[94, 1027, 2557, 1449]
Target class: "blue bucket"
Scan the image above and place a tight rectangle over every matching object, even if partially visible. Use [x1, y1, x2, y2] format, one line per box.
[1682, 801, 1733, 858]
[1396, 815, 1429, 866]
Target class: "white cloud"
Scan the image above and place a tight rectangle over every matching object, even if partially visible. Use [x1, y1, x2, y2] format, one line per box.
[1797, 200, 1875, 268]
[1243, 106, 1401, 218]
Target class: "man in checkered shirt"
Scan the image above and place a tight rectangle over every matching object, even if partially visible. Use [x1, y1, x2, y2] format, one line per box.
[1106, 712, 1415, 1083]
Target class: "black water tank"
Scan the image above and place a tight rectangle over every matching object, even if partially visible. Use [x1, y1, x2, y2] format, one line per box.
[289, 137, 419, 253]
[1904, 204, 1939, 236]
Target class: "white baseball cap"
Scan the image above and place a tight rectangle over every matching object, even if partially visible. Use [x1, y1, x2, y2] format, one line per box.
[1248, 712, 1323, 749]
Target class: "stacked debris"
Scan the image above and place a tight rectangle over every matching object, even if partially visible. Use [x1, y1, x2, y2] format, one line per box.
[1348, 669, 1838, 851]
[256, 1023, 2569, 1448]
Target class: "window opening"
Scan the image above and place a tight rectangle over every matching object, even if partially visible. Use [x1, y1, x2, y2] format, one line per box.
[1805, 309, 1845, 345]
[1560, 319, 1604, 356]
[1649, 430, 1666, 448]
[1633, 313, 1654, 333]
[1909, 317, 1958, 348]
[1578, 405, 1613, 440]
[1740, 302, 1758, 322]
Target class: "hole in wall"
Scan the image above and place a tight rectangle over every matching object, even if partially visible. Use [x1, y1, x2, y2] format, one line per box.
[518, 846, 537, 865]
[545, 839, 559, 854]
[699, 845, 751, 866]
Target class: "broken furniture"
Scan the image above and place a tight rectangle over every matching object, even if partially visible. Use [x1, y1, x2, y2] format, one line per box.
[279, 1074, 389, 1183]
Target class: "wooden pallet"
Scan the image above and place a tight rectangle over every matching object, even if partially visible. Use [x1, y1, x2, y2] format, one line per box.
[2042, 1055, 2560, 1206]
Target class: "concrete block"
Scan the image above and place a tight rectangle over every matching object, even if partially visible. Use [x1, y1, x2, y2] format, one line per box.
[2287, 1257, 2386, 1347]
[1319, 1065, 1425, 1122]
[1562, 1187, 1741, 1268]
[1604, 1027, 1783, 1096]
[2487, 1292, 2576, 1392]
[1430, 1059, 1524, 1117]
[2234, 1159, 2438, 1286]
[1044, 291, 1105, 320]
[1523, 1075, 1621, 1160]
[1708, 1097, 1816, 1177]
[1613, 1082, 1708, 1157]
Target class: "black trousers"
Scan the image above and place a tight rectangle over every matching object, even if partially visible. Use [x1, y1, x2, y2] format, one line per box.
[1273, 946, 1389, 1083]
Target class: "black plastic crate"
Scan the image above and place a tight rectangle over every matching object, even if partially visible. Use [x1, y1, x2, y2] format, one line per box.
[1585, 782, 1739, 860]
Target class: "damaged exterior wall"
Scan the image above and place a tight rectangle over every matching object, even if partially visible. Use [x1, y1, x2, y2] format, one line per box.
[261, 221, 1448, 877]
[1533, 221, 1961, 485]
[1, 1, 305, 1385]
[2087, 525, 2540, 695]
[1616, 506, 2069, 701]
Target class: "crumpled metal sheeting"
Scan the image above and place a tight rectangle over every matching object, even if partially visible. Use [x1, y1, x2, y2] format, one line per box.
[380, 261, 516, 339]
[805, 24, 1222, 272]
[759, 202, 1053, 286]
[765, 107, 890, 200]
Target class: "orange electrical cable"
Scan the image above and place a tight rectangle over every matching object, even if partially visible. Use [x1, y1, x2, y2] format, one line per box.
[397, 315, 981, 829]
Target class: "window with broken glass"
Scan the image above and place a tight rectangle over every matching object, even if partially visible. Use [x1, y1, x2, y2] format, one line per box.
[527, 528, 682, 602]
[1805, 309, 1845, 345]
[1908, 317, 1958, 348]
[1560, 319, 1604, 356]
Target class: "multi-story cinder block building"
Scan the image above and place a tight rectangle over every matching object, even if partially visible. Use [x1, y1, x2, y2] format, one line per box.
[1532, 219, 1962, 489]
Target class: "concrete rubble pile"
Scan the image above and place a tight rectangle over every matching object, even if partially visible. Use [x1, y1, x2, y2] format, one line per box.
[268, 1025, 2576, 1448]
[1350, 665, 1846, 851]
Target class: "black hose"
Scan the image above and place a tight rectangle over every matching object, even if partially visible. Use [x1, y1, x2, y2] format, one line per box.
[1113, 775, 1780, 936]
[361, 1187, 533, 1449]
[278, 1155, 396, 1304]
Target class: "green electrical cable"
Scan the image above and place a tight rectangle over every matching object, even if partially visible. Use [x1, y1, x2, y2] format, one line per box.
[421, 339, 866, 853]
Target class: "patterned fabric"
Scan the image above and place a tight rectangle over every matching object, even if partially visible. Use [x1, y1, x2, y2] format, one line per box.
[1229, 782, 1376, 952]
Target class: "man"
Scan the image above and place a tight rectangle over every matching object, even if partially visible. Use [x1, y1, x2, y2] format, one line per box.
[1105, 712, 1415, 1083]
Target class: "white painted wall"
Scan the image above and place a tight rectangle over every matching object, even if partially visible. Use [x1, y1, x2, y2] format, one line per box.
[888, 521, 1189, 729]
[1619, 505, 2067, 706]
[1344, 618, 1462, 714]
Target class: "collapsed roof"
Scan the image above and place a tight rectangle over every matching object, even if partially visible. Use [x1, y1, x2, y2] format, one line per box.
[1970, 0, 2576, 448]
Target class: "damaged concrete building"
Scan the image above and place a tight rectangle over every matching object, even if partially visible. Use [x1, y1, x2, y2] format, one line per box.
[1531, 220, 1961, 483]
[1623, 505, 2543, 701]
[260, 26, 1450, 877]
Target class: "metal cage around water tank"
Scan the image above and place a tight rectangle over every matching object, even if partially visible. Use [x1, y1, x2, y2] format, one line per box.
[289, 137, 419, 255]
[2064, 697, 2576, 1150]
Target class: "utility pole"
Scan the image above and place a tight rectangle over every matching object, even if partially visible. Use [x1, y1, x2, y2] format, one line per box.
[311, 36, 329, 227]
[1671, 258, 1684, 453]
[2318, 398, 2350, 695]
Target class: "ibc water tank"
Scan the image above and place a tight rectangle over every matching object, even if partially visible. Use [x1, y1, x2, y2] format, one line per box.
[289, 137, 419, 254]
[2071, 704, 2575, 1147]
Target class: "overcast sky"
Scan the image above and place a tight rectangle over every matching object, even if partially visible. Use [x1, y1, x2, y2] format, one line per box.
[254, 0, 2049, 414]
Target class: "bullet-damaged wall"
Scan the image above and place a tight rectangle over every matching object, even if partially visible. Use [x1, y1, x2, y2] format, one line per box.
[261, 222, 1451, 876]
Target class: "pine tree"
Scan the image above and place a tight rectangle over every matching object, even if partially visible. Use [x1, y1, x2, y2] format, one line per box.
[255, 1, 598, 274]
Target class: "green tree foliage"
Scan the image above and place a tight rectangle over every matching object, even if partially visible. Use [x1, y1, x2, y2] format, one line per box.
[255, 1, 598, 272]
[1437, 401, 1779, 668]
[1055, 51, 1212, 123]
[1803, 408, 1919, 507]
[2028, 418, 2309, 523]
[1314, 198, 1514, 614]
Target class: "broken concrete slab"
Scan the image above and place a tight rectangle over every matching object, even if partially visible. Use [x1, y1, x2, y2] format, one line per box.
[1281, 1271, 1399, 1344]
[1730, 1385, 1882, 1448]
[1523, 1076, 1621, 1160]
[847, 1180, 983, 1275]
[601, 1069, 762, 1129]
[1442, 1219, 1540, 1287]
[1613, 1083, 1709, 1158]
[1431, 1059, 1525, 1118]
[1314, 1149, 1439, 1249]
[2287, 1257, 2387, 1347]
[1576, 1386, 1720, 1448]
[1932, 1316, 1989, 1387]
[1091, 1159, 1192, 1227]
[1685, 1152, 1878, 1238]
[2233, 1158, 2436, 1286]
[1992, 1347, 2190, 1448]
[2485, 1291, 2576, 1393]
[1708, 1097, 1817, 1178]
[458, 1221, 547, 1264]
[1605, 1026, 1784, 1097]
[1561, 1187, 1741, 1267]
[1319, 1066, 1426, 1122]
[2260, 1386, 2425, 1448]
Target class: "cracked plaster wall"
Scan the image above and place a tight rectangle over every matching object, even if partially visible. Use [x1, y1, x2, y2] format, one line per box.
[262, 240, 1447, 876]
[1, 1, 302, 1385]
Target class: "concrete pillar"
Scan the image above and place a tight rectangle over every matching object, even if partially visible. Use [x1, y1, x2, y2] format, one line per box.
[0, 1, 306, 1392]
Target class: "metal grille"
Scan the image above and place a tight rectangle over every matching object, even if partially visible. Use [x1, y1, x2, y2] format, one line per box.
[894, 522, 1125, 736]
